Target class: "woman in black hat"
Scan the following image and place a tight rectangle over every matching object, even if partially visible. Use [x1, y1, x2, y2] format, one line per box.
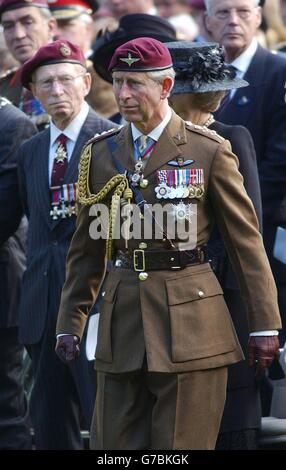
[168, 41, 263, 450]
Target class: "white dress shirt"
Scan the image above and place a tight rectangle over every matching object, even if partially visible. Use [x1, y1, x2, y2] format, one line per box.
[49, 101, 89, 184]
[131, 107, 172, 145]
[228, 38, 258, 99]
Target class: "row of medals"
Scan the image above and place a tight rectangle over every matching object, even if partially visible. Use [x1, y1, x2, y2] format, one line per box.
[131, 159, 205, 199]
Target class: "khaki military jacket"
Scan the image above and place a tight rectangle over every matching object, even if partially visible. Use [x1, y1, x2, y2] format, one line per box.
[57, 112, 281, 373]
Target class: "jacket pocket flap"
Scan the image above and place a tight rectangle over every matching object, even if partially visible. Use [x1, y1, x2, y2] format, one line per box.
[166, 270, 223, 306]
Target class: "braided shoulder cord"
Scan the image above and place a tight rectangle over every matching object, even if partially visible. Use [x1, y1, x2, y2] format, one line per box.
[77, 142, 131, 260]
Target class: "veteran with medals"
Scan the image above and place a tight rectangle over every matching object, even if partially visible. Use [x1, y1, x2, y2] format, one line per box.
[55, 38, 281, 450]
[16, 39, 116, 449]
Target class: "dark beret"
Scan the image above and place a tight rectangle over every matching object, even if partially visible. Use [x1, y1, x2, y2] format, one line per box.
[0, 0, 49, 19]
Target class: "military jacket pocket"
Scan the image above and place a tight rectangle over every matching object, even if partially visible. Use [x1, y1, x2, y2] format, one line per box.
[95, 277, 120, 363]
[166, 269, 236, 363]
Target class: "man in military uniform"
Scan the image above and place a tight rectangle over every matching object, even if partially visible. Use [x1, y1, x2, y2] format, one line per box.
[0, 0, 56, 128]
[17, 39, 116, 449]
[55, 38, 281, 450]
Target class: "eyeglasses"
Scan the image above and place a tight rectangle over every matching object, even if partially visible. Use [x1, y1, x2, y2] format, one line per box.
[34, 73, 85, 90]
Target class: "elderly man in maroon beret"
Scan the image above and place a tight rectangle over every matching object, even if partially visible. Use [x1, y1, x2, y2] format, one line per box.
[0, 0, 57, 128]
[47, 0, 119, 119]
[55, 36, 281, 450]
[16, 38, 116, 449]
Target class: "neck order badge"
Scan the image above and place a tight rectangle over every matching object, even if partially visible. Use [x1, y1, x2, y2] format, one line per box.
[131, 135, 156, 188]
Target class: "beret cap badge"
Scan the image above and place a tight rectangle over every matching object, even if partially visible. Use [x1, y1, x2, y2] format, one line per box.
[119, 53, 140, 67]
[59, 43, 71, 57]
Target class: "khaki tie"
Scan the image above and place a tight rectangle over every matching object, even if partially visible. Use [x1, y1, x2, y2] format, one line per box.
[135, 135, 156, 165]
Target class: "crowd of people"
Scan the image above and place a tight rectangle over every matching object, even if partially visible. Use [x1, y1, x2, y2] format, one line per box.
[0, 0, 285, 451]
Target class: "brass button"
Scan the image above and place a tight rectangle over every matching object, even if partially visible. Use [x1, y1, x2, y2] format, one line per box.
[198, 290, 204, 298]
[139, 242, 147, 249]
[140, 179, 149, 189]
[139, 272, 148, 281]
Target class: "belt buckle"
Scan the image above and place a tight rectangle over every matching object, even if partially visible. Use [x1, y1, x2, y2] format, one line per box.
[133, 249, 146, 272]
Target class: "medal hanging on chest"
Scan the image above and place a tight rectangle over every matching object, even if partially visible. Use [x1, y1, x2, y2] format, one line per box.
[173, 202, 196, 222]
[130, 159, 149, 189]
[50, 183, 77, 220]
[155, 169, 171, 199]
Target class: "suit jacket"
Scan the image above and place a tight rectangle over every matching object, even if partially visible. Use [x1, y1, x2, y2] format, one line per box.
[208, 120, 262, 289]
[0, 99, 37, 328]
[56, 112, 281, 374]
[208, 121, 262, 398]
[17, 107, 116, 344]
[215, 45, 286, 281]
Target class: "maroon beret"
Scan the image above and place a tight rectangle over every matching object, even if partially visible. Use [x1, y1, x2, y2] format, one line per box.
[21, 39, 86, 90]
[0, 0, 49, 19]
[108, 37, 173, 74]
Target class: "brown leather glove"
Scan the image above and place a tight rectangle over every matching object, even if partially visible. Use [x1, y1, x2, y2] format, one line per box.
[248, 335, 280, 376]
[55, 335, 80, 363]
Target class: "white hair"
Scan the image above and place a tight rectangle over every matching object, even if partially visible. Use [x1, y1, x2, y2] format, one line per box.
[146, 67, 175, 96]
[147, 67, 176, 82]
[204, 0, 260, 15]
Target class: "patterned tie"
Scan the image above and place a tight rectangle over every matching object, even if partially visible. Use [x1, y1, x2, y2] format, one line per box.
[135, 135, 156, 162]
[51, 134, 68, 186]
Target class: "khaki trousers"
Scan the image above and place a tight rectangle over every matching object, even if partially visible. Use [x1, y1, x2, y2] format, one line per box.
[90, 366, 227, 450]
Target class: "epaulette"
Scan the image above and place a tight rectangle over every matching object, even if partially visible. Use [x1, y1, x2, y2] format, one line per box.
[185, 121, 225, 144]
[0, 66, 18, 82]
[84, 126, 123, 147]
[0, 97, 11, 109]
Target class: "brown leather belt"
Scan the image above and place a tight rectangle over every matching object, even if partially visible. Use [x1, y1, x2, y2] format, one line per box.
[114, 247, 208, 271]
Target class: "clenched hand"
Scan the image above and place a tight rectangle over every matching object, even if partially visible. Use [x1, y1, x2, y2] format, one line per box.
[55, 335, 80, 363]
[248, 336, 279, 376]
